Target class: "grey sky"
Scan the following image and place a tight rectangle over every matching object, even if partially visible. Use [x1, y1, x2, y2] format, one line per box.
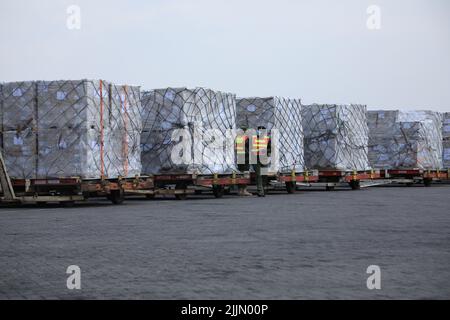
[1, 0, 449, 111]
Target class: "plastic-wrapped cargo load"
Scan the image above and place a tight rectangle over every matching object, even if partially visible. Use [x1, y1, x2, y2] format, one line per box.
[236, 97, 304, 173]
[443, 112, 450, 168]
[140, 87, 237, 175]
[368, 110, 443, 169]
[0, 80, 142, 179]
[302, 104, 370, 171]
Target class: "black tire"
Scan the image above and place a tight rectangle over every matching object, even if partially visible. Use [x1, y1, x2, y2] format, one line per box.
[349, 180, 361, 190]
[212, 185, 225, 198]
[61, 201, 75, 207]
[145, 194, 155, 200]
[175, 183, 188, 200]
[285, 181, 296, 194]
[108, 189, 125, 205]
[325, 185, 335, 191]
[175, 193, 187, 200]
[423, 178, 432, 187]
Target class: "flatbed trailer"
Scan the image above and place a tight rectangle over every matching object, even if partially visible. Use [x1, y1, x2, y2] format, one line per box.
[124, 173, 252, 200]
[1, 176, 139, 205]
[248, 170, 320, 194]
[302, 169, 383, 191]
[0, 142, 152, 206]
[380, 169, 450, 187]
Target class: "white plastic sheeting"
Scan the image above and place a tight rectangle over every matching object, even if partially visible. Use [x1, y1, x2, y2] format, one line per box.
[443, 112, 450, 168]
[140, 87, 237, 175]
[368, 110, 443, 169]
[0, 80, 142, 179]
[302, 104, 370, 171]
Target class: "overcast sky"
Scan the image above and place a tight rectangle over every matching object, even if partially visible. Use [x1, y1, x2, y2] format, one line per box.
[1, 0, 449, 111]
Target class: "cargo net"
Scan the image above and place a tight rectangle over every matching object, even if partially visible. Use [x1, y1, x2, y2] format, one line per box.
[140, 87, 237, 175]
[236, 97, 304, 173]
[368, 110, 443, 170]
[302, 104, 370, 171]
[0, 80, 142, 179]
[444, 113, 450, 168]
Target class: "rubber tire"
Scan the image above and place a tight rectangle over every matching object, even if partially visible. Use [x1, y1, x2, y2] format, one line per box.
[349, 180, 361, 190]
[175, 183, 188, 200]
[325, 185, 335, 191]
[108, 189, 125, 205]
[423, 179, 432, 187]
[212, 185, 225, 198]
[285, 181, 296, 194]
[61, 201, 75, 207]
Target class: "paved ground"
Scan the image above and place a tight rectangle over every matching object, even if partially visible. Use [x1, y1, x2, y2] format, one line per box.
[1, 185, 450, 300]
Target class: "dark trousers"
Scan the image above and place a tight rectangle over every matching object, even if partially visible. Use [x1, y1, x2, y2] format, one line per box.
[238, 163, 267, 195]
[253, 164, 265, 194]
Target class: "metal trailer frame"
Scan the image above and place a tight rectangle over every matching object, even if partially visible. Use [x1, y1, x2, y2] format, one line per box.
[299, 169, 384, 191]
[1, 176, 139, 205]
[380, 169, 450, 187]
[124, 172, 252, 200]
[247, 170, 320, 194]
[1, 150, 142, 205]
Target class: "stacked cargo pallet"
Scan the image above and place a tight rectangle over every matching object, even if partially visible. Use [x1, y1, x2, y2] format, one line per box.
[140, 87, 237, 175]
[0, 80, 142, 179]
[302, 104, 370, 171]
[367, 110, 443, 170]
[443, 112, 450, 168]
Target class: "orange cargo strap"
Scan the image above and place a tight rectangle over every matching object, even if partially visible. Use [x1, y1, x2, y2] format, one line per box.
[122, 85, 129, 177]
[99, 80, 105, 178]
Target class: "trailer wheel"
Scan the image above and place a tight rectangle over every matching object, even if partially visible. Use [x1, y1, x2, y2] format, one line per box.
[61, 201, 75, 207]
[212, 185, 224, 198]
[325, 185, 335, 191]
[108, 189, 125, 204]
[285, 181, 296, 194]
[349, 180, 361, 190]
[423, 178, 432, 187]
[175, 193, 187, 200]
[175, 183, 188, 200]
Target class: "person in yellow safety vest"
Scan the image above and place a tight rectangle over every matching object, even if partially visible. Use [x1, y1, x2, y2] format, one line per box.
[252, 126, 271, 197]
[235, 126, 271, 197]
[235, 129, 253, 197]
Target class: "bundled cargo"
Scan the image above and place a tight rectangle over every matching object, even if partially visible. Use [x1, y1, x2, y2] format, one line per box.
[236, 97, 304, 173]
[442, 112, 450, 168]
[368, 110, 443, 169]
[0, 80, 142, 179]
[302, 104, 370, 171]
[140, 87, 237, 175]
